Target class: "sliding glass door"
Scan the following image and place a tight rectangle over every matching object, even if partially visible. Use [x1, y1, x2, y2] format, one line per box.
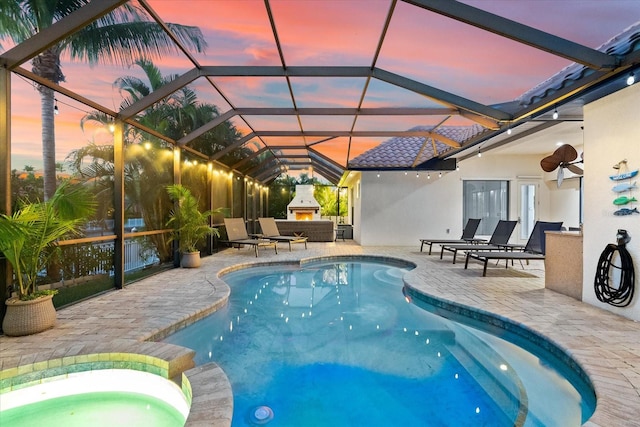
[463, 180, 509, 237]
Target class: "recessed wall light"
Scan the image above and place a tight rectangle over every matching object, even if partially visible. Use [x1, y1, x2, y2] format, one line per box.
[627, 72, 635, 86]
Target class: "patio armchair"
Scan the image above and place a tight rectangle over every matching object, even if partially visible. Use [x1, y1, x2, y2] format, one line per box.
[222, 218, 278, 257]
[464, 221, 563, 276]
[439, 220, 518, 264]
[419, 218, 483, 254]
[258, 217, 308, 251]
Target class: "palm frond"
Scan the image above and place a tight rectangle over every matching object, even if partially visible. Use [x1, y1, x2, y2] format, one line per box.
[134, 58, 170, 91]
[114, 75, 151, 102]
[0, 1, 32, 43]
[79, 111, 111, 133]
[66, 21, 206, 66]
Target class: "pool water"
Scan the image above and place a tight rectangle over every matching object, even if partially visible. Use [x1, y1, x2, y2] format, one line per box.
[164, 260, 594, 426]
[0, 369, 188, 427]
[0, 391, 185, 427]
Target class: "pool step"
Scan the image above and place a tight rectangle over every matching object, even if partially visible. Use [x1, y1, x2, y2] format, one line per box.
[445, 326, 530, 426]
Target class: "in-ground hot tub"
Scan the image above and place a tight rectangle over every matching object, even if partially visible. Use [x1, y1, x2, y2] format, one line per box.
[1, 369, 189, 427]
[0, 344, 197, 427]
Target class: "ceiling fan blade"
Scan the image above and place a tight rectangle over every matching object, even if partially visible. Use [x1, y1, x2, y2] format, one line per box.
[540, 155, 560, 172]
[567, 164, 584, 175]
[557, 167, 564, 188]
[554, 144, 578, 163]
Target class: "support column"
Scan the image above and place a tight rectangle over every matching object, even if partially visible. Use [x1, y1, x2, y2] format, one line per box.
[172, 147, 181, 267]
[113, 120, 125, 288]
[0, 68, 11, 323]
[206, 162, 213, 255]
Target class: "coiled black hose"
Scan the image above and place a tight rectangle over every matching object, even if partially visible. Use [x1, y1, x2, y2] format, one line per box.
[594, 243, 635, 307]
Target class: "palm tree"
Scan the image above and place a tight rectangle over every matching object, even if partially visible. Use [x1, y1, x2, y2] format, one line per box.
[111, 59, 249, 164]
[71, 60, 247, 261]
[0, 1, 206, 201]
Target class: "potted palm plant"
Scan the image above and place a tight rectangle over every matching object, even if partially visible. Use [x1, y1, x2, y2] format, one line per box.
[0, 182, 97, 336]
[166, 184, 220, 268]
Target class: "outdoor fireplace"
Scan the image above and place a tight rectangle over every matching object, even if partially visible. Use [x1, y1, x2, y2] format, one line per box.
[287, 185, 321, 221]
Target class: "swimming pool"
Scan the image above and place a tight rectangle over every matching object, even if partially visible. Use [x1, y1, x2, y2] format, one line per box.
[164, 257, 595, 426]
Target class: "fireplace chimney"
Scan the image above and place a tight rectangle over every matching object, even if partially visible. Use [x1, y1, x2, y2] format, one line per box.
[286, 185, 321, 220]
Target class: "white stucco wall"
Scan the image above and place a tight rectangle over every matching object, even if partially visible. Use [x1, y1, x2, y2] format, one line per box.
[354, 153, 560, 247]
[359, 170, 462, 246]
[583, 83, 640, 320]
[545, 178, 582, 228]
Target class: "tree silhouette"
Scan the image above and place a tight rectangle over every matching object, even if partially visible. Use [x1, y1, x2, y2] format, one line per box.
[1, 1, 206, 200]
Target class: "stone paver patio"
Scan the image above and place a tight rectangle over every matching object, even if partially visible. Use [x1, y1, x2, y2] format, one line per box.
[1, 242, 639, 426]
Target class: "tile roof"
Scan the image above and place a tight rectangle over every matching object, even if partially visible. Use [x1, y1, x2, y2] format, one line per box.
[349, 125, 486, 168]
[518, 22, 640, 107]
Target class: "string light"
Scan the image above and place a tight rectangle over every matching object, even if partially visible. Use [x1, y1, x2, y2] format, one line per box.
[552, 107, 559, 120]
[54, 99, 59, 115]
[15, 75, 92, 115]
[438, 172, 442, 178]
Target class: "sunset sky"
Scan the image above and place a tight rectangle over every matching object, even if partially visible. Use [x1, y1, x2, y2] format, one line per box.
[4, 0, 640, 173]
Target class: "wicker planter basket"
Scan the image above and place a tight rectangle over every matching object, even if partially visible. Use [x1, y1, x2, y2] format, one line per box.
[2, 294, 57, 337]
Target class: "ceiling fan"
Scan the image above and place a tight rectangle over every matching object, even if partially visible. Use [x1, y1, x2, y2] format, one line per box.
[540, 144, 584, 187]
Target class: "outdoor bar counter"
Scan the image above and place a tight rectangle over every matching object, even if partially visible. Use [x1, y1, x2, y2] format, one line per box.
[544, 230, 583, 300]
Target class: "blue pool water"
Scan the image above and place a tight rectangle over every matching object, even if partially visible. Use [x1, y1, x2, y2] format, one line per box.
[164, 259, 595, 426]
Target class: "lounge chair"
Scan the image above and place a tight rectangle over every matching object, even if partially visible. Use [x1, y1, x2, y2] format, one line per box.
[223, 218, 278, 257]
[439, 220, 517, 264]
[464, 221, 564, 276]
[419, 218, 483, 254]
[258, 217, 308, 251]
